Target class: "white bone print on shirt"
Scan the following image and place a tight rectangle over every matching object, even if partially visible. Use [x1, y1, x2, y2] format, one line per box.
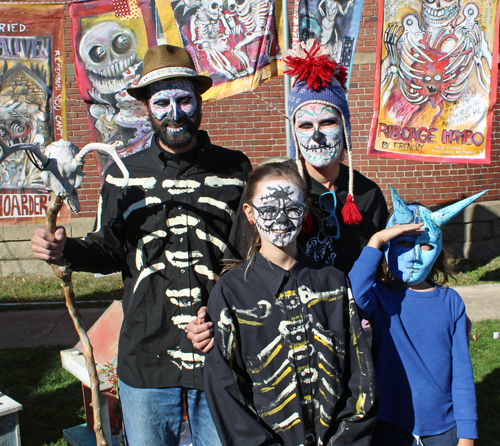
[163, 179, 200, 194]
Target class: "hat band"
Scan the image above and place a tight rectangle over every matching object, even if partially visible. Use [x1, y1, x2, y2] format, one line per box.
[138, 66, 199, 87]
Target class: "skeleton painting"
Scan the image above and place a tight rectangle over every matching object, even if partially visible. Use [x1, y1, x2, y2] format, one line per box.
[156, 0, 283, 101]
[69, 0, 157, 179]
[368, 0, 500, 163]
[0, 3, 69, 225]
[292, 0, 364, 87]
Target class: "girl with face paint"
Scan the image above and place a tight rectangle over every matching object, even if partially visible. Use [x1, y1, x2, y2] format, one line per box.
[241, 175, 306, 268]
[348, 188, 484, 446]
[204, 162, 378, 446]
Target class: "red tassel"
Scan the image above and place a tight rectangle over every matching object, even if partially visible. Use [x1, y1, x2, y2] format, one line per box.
[300, 213, 314, 234]
[341, 194, 362, 225]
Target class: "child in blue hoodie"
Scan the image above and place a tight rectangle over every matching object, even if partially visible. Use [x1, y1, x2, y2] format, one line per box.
[349, 186, 483, 446]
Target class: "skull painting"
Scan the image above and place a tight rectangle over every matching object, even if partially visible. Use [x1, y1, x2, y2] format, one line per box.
[0, 99, 46, 188]
[421, 0, 459, 28]
[202, 0, 223, 20]
[79, 22, 138, 96]
[380, 0, 492, 128]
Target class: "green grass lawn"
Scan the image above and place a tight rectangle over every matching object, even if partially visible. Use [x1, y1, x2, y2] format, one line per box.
[470, 319, 500, 445]
[0, 319, 499, 445]
[0, 272, 124, 307]
[0, 255, 499, 307]
[0, 345, 85, 446]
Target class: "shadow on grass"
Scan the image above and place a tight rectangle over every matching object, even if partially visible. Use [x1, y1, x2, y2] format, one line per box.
[453, 256, 496, 273]
[475, 367, 500, 446]
[479, 269, 500, 282]
[0, 345, 85, 446]
[21, 382, 84, 446]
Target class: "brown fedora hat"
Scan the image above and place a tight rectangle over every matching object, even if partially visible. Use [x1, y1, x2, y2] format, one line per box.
[127, 45, 213, 99]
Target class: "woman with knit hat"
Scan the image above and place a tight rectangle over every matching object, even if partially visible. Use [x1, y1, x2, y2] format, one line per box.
[226, 39, 388, 275]
[194, 39, 388, 335]
[286, 39, 388, 274]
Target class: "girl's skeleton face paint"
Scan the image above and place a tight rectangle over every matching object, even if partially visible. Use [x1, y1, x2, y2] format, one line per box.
[295, 103, 344, 168]
[149, 79, 197, 124]
[252, 179, 305, 248]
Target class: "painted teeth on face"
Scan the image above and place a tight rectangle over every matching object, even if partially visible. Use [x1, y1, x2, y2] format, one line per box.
[295, 103, 344, 168]
[253, 179, 305, 248]
[166, 125, 185, 133]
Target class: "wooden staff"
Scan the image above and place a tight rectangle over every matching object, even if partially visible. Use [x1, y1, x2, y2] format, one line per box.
[46, 193, 108, 446]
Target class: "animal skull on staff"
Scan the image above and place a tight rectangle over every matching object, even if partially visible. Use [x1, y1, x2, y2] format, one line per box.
[0, 138, 129, 446]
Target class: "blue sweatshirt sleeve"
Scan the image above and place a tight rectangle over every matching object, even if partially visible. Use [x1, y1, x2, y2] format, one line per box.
[348, 247, 383, 320]
[449, 289, 478, 439]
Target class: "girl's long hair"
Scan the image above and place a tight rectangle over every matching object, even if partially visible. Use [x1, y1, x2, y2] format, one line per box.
[223, 161, 307, 275]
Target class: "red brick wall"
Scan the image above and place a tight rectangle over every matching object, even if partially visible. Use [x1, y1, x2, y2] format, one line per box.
[27, 0, 500, 219]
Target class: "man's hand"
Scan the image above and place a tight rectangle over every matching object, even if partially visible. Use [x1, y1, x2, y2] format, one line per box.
[185, 306, 214, 353]
[31, 226, 67, 262]
[458, 439, 474, 446]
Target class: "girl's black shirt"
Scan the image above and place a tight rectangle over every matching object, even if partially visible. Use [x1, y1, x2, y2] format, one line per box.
[205, 252, 378, 446]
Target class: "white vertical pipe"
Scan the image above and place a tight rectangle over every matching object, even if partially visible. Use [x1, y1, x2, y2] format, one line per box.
[283, 0, 291, 157]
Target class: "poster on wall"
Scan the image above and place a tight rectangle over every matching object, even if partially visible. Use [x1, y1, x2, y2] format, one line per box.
[368, 0, 500, 164]
[69, 0, 157, 180]
[0, 3, 67, 225]
[292, 0, 365, 88]
[156, 0, 284, 102]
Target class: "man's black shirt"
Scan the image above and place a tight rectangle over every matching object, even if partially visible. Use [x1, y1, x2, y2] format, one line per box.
[64, 131, 252, 389]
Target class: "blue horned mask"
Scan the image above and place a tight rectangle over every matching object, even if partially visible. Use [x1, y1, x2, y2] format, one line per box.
[385, 186, 487, 285]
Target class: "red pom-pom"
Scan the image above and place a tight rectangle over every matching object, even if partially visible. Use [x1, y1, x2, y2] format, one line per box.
[284, 39, 348, 91]
[341, 194, 362, 225]
[300, 213, 314, 235]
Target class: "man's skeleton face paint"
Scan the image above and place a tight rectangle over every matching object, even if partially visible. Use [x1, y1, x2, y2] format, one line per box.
[252, 179, 305, 248]
[147, 78, 201, 149]
[149, 78, 197, 122]
[294, 103, 344, 168]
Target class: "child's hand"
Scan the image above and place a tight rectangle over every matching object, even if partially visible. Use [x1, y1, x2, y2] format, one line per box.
[185, 306, 215, 353]
[367, 223, 424, 250]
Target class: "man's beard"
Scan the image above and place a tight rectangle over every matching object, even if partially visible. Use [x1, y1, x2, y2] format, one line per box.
[149, 107, 202, 150]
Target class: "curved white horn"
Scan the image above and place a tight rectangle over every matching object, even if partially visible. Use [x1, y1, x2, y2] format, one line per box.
[75, 142, 129, 187]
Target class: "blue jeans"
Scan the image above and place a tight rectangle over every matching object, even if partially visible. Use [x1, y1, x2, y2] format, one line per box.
[119, 380, 222, 446]
[372, 420, 458, 446]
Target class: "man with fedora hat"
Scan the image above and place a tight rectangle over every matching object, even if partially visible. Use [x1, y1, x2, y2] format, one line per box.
[31, 44, 252, 445]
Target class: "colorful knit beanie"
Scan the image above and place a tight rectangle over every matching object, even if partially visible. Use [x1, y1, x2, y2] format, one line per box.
[284, 39, 361, 225]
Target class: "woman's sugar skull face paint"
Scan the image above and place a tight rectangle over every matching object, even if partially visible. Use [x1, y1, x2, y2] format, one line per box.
[294, 103, 344, 168]
[149, 79, 197, 123]
[384, 206, 442, 285]
[252, 179, 305, 247]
